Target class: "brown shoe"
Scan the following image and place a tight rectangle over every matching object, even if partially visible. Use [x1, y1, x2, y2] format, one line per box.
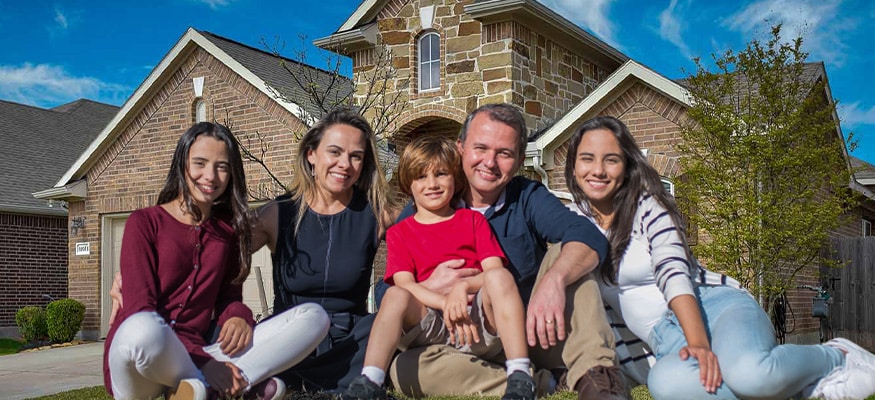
[574, 366, 627, 400]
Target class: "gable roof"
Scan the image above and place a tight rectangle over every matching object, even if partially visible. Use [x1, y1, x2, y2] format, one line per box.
[530, 60, 688, 168]
[0, 99, 118, 215]
[199, 31, 351, 118]
[47, 28, 348, 192]
[319, 0, 627, 68]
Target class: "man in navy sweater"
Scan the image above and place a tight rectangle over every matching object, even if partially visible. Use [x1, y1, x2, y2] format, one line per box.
[386, 104, 626, 400]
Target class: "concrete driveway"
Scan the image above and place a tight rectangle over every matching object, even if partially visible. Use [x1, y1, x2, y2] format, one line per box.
[0, 341, 103, 400]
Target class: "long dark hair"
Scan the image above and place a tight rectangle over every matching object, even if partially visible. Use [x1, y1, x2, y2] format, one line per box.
[564, 116, 686, 284]
[157, 122, 251, 284]
[288, 107, 392, 235]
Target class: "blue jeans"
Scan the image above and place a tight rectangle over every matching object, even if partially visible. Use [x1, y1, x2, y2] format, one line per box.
[646, 285, 844, 400]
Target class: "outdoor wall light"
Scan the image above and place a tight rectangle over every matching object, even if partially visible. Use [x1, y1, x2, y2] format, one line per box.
[70, 216, 85, 235]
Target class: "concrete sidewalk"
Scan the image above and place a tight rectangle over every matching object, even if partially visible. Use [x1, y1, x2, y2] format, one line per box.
[0, 341, 104, 400]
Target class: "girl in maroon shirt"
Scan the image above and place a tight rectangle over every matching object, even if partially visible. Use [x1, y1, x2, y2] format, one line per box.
[104, 122, 329, 400]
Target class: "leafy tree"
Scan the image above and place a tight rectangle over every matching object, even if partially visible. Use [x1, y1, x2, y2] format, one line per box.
[676, 25, 857, 303]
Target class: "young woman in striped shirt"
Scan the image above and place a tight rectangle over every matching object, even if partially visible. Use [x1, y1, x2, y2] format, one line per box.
[563, 116, 875, 400]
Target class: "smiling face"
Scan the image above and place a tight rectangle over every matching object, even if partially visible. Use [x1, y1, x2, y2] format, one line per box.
[457, 113, 522, 207]
[306, 123, 366, 201]
[410, 164, 456, 219]
[573, 128, 626, 212]
[185, 134, 231, 217]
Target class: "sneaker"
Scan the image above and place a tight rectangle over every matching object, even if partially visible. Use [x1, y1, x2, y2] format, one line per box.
[342, 375, 387, 400]
[808, 338, 875, 400]
[502, 371, 536, 400]
[167, 378, 207, 400]
[244, 377, 286, 400]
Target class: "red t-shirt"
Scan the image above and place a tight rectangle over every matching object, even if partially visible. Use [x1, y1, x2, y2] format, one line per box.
[385, 208, 507, 284]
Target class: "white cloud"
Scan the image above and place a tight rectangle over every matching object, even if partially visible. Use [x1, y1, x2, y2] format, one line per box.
[540, 0, 620, 48]
[54, 7, 68, 30]
[722, 0, 854, 67]
[194, 0, 233, 10]
[658, 0, 693, 59]
[839, 101, 875, 127]
[0, 63, 127, 107]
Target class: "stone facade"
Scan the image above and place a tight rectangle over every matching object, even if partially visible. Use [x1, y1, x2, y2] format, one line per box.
[67, 47, 306, 338]
[350, 0, 614, 137]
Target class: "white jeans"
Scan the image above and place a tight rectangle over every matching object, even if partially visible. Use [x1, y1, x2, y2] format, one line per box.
[109, 303, 329, 400]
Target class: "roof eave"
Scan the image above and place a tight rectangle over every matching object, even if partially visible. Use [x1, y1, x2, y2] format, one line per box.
[0, 204, 68, 216]
[33, 179, 87, 201]
[314, 23, 379, 54]
[531, 60, 689, 168]
[464, 0, 628, 68]
[337, 0, 382, 32]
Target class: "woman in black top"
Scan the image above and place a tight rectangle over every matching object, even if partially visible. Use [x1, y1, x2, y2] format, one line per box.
[252, 108, 395, 392]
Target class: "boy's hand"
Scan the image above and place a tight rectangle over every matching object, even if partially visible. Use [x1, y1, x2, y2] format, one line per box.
[444, 285, 479, 346]
[443, 285, 469, 323]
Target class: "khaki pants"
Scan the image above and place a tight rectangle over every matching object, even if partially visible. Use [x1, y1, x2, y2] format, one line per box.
[388, 245, 616, 396]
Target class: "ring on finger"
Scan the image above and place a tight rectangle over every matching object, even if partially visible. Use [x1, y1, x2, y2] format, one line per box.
[546, 320, 554, 324]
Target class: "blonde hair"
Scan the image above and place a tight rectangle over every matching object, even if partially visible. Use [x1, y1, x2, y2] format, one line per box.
[287, 107, 393, 235]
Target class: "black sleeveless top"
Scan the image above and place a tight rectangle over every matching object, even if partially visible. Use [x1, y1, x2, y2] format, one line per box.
[271, 190, 378, 316]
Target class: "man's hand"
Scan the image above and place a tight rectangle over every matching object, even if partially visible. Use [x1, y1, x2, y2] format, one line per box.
[216, 317, 252, 357]
[203, 360, 247, 397]
[526, 272, 567, 349]
[420, 259, 479, 295]
[679, 345, 722, 394]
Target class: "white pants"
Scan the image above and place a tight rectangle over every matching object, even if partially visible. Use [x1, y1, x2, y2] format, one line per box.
[109, 303, 329, 400]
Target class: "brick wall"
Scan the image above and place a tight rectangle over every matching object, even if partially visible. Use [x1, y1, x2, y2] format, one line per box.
[67, 47, 306, 338]
[0, 212, 68, 328]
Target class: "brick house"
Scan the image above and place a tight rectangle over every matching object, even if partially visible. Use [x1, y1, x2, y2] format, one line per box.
[318, 0, 871, 344]
[37, 28, 344, 339]
[0, 99, 117, 337]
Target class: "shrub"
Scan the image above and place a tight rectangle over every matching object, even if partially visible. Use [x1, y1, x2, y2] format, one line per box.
[45, 298, 85, 343]
[15, 306, 48, 343]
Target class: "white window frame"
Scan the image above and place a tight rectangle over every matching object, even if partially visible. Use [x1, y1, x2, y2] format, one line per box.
[661, 178, 675, 196]
[418, 32, 440, 92]
[863, 219, 872, 237]
[195, 99, 207, 122]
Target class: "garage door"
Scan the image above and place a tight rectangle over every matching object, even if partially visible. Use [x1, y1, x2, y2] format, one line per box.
[100, 216, 275, 336]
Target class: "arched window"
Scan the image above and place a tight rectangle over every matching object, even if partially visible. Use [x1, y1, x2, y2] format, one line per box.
[418, 32, 440, 92]
[194, 99, 206, 122]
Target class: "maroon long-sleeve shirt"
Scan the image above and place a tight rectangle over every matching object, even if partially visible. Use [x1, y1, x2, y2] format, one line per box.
[103, 205, 254, 395]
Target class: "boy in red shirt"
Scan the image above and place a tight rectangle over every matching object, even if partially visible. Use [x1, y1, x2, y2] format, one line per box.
[343, 136, 534, 400]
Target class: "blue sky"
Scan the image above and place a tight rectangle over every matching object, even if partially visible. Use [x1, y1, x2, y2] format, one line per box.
[1, 0, 874, 164]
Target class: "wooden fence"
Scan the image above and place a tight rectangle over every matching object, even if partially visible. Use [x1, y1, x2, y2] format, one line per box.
[823, 236, 875, 350]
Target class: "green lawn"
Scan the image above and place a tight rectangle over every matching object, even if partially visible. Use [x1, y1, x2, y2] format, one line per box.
[0, 338, 23, 356]
[21, 385, 875, 400]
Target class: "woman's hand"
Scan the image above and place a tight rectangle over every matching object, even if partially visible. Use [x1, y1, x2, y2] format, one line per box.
[203, 360, 247, 397]
[679, 345, 722, 394]
[107, 272, 123, 326]
[216, 317, 252, 357]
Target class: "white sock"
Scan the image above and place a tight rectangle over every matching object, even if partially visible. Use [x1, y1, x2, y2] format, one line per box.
[505, 358, 531, 376]
[361, 366, 386, 386]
